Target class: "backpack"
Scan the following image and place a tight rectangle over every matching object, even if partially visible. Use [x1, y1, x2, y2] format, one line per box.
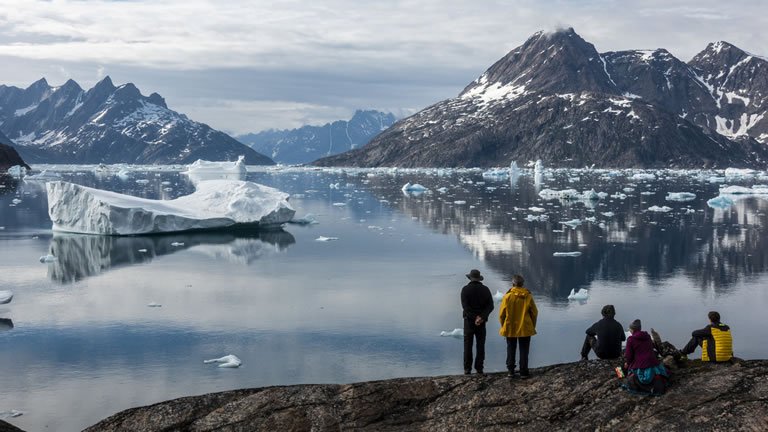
[625, 372, 669, 396]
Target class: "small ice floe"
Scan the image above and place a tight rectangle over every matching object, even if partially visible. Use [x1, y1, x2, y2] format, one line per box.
[7, 165, 26, 178]
[11, 198, 21, 205]
[39, 254, 57, 263]
[601, 212, 615, 217]
[440, 328, 464, 338]
[453, 200, 467, 205]
[528, 206, 546, 213]
[685, 208, 696, 214]
[719, 185, 768, 195]
[707, 196, 734, 209]
[402, 182, 428, 193]
[539, 189, 580, 200]
[666, 192, 696, 202]
[138, 248, 148, 253]
[436, 187, 448, 193]
[554, 252, 582, 257]
[170, 242, 184, 247]
[647, 206, 672, 212]
[315, 236, 339, 242]
[116, 168, 131, 180]
[567, 288, 589, 300]
[482, 168, 509, 179]
[0, 290, 13, 304]
[640, 191, 655, 196]
[708, 176, 726, 183]
[0, 409, 23, 419]
[631, 173, 656, 181]
[135, 179, 150, 184]
[332, 202, 346, 207]
[289, 214, 319, 225]
[610, 192, 628, 199]
[493, 290, 506, 302]
[724, 168, 755, 178]
[561, 219, 582, 228]
[203, 354, 242, 368]
[623, 187, 635, 193]
[525, 214, 549, 222]
[147, 302, 162, 307]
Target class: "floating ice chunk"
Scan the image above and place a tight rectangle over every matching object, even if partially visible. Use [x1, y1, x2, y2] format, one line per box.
[539, 189, 580, 200]
[631, 173, 656, 181]
[46, 180, 295, 235]
[610, 193, 627, 199]
[719, 185, 768, 195]
[0, 290, 13, 304]
[584, 216, 597, 223]
[203, 354, 242, 368]
[440, 328, 464, 338]
[332, 202, 346, 206]
[707, 176, 726, 183]
[0, 409, 23, 419]
[116, 169, 131, 180]
[534, 159, 544, 175]
[567, 288, 589, 300]
[580, 189, 602, 200]
[436, 187, 448, 193]
[525, 214, 549, 222]
[685, 208, 696, 214]
[561, 219, 582, 228]
[289, 213, 319, 225]
[666, 192, 696, 202]
[640, 191, 655, 196]
[623, 187, 635, 192]
[601, 212, 615, 217]
[554, 252, 582, 257]
[170, 242, 185, 247]
[39, 254, 57, 263]
[493, 290, 505, 302]
[453, 200, 467, 205]
[528, 206, 546, 212]
[402, 182, 428, 193]
[482, 168, 509, 178]
[724, 168, 755, 178]
[315, 236, 339, 242]
[7, 165, 26, 178]
[647, 206, 672, 212]
[11, 198, 21, 205]
[707, 196, 735, 209]
[509, 161, 521, 177]
[135, 179, 150, 185]
[147, 302, 162, 307]
[181, 156, 247, 184]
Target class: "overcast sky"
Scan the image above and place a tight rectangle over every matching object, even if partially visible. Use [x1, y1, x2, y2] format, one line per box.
[0, 0, 766, 135]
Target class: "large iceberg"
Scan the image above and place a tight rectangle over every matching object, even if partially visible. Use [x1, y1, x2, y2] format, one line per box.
[181, 156, 247, 184]
[46, 180, 295, 235]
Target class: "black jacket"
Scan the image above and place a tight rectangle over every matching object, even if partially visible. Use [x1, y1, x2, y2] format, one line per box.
[586, 317, 625, 359]
[461, 281, 494, 323]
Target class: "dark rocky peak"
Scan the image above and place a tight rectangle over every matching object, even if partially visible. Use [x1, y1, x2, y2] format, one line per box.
[460, 27, 618, 97]
[349, 109, 396, 127]
[59, 78, 83, 93]
[17, 77, 53, 107]
[113, 83, 142, 101]
[691, 41, 750, 70]
[92, 76, 116, 93]
[26, 77, 50, 92]
[147, 92, 167, 109]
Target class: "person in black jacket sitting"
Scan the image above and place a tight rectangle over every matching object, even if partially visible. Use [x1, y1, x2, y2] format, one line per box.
[581, 304, 626, 360]
[461, 269, 494, 375]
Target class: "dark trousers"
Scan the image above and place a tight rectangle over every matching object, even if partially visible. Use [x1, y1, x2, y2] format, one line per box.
[506, 336, 531, 375]
[681, 336, 702, 355]
[580, 334, 598, 359]
[463, 320, 486, 372]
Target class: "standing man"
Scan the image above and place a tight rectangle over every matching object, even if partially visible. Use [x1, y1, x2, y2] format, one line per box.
[581, 304, 626, 361]
[461, 269, 494, 375]
[679, 311, 733, 362]
[498, 274, 538, 378]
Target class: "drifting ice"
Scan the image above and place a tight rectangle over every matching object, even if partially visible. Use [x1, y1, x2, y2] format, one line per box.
[39, 254, 57, 263]
[0, 290, 13, 304]
[647, 206, 673, 212]
[567, 288, 589, 300]
[493, 290, 505, 302]
[203, 354, 242, 368]
[440, 328, 464, 338]
[315, 236, 339, 242]
[666, 192, 696, 202]
[402, 182, 428, 193]
[554, 252, 582, 257]
[707, 196, 734, 209]
[46, 180, 295, 235]
[181, 156, 247, 184]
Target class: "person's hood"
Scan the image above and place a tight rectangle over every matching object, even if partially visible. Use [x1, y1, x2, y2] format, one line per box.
[630, 330, 651, 341]
[508, 287, 530, 298]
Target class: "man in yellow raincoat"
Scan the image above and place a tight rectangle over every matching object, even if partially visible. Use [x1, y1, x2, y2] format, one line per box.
[499, 274, 538, 378]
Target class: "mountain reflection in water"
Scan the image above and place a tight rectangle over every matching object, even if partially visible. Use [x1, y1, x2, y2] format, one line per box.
[47, 231, 296, 284]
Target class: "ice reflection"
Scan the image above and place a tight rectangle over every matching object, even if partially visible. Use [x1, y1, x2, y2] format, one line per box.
[47, 230, 295, 283]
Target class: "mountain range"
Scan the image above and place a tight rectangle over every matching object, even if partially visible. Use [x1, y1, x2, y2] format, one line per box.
[316, 28, 768, 168]
[0, 77, 273, 165]
[237, 110, 396, 165]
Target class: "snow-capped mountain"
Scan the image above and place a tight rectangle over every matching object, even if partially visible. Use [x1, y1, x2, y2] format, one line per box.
[0, 77, 274, 165]
[237, 110, 396, 165]
[317, 28, 768, 168]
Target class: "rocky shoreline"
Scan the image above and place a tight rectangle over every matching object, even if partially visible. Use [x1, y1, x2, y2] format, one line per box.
[3, 359, 765, 431]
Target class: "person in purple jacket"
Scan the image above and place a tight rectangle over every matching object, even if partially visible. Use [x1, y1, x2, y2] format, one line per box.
[623, 319, 669, 394]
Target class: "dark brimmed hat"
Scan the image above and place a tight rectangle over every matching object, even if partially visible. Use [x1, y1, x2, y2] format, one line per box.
[466, 269, 484, 281]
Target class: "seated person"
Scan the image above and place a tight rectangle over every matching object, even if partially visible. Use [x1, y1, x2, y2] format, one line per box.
[679, 311, 733, 362]
[581, 304, 625, 360]
[624, 319, 669, 394]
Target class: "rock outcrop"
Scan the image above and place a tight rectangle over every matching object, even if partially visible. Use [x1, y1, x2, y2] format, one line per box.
[86, 359, 768, 431]
[0, 140, 30, 173]
[0, 420, 23, 432]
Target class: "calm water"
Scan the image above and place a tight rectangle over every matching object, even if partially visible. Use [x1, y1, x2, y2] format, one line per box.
[1, 166, 768, 431]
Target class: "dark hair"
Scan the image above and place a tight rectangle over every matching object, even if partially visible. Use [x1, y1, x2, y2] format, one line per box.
[601, 305, 616, 318]
[512, 274, 524, 287]
[629, 319, 642, 331]
[708, 311, 721, 323]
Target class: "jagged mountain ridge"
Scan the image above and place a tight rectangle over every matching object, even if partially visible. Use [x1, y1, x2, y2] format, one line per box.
[0, 77, 274, 165]
[237, 110, 396, 165]
[316, 28, 768, 168]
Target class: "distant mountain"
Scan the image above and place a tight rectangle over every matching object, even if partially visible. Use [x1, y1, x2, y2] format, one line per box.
[0, 77, 274, 165]
[237, 110, 396, 164]
[316, 28, 768, 168]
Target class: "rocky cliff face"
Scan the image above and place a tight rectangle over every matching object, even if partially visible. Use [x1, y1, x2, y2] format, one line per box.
[83, 359, 767, 432]
[238, 110, 396, 165]
[0, 77, 274, 165]
[0, 140, 30, 172]
[316, 28, 768, 168]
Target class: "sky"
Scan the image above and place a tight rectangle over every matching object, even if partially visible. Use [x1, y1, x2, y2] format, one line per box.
[0, 0, 766, 135]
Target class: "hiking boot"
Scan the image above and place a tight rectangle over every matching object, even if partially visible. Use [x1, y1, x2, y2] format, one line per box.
[580, 356, 588, 362]
[476, 370, 484, 375]
[519, 371, 531, 379]
[464, 370, 471, 375]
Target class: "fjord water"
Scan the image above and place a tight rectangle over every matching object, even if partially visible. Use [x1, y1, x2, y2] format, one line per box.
[1, 167, 768, 431]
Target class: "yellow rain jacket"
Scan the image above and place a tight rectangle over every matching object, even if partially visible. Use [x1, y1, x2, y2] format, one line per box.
[499, 287, 538, 337]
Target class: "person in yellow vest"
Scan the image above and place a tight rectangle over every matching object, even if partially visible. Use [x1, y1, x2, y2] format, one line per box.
[679, 311, 733, 362]
[499, 274, 538, 378]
